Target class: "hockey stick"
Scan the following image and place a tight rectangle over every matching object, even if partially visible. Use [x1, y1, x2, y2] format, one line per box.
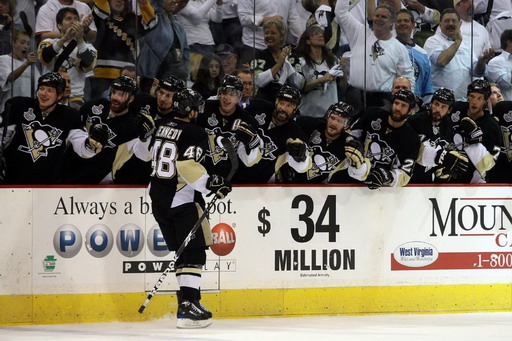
[19, 11, 35, 98]
[138, 137, 239, 313]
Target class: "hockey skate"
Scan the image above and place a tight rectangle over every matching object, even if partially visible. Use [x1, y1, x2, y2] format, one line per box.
[177, 290, 212, 319]
[176, 301, 212, 329]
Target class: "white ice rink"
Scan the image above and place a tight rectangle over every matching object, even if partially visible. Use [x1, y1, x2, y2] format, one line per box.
[2, 312, 512, 341]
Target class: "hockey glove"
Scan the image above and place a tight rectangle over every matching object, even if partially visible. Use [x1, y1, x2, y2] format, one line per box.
[286, 138, 307, 162]
[435, 149, 469, 178]
[344, 136, 364, 168]
[364, 167, 393, 190]
[87, 123, 109, 152]
[235, 122, 259, 151]
[138, 110, 155, 141]
[206, 174, 232, 199]
[459, 117, 483, 145]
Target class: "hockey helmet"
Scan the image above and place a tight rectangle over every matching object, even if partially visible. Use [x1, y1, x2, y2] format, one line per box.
[276, 85, 301, 106]
[467, 79, 491, 100]
[392, 89, 417, 110]
[157, 75, 186, 93]
[324, 101, 356, 126]
[37, 72, 66, 95]
[219, 75, 244, 93]
[172, 89, 205, 117]
[111, 75, 137, 95]
[432, 88, 455, 106]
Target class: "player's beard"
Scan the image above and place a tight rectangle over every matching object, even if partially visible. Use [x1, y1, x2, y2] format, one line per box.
[111, 99, 130, 114]
[273, 109, 290, 125]
[430, 109, 443, 123]
[390, 108, 408, 123]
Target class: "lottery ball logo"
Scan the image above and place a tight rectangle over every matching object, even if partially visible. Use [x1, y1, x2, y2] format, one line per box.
[210, 223, 236, 256]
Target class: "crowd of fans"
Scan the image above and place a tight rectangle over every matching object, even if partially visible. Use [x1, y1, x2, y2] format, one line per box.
[0, 0, 511, 186]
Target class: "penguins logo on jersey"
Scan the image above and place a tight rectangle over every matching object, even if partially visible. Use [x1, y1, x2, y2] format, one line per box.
[365, 133, 394, 165]
[205, 127, 231, 165]
[18, 121, 63, 161]
[258, 129, 278, 160]
[307, 146, 340, 180]
[86, 116, 116, 149]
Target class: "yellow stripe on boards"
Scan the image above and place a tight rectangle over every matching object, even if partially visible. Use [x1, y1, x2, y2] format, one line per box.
[1, 285, 511, 325]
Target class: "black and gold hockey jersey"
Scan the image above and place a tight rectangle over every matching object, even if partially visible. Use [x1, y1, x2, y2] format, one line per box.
[62, 97, 141, 183]
[488, 101, 512, 183]
[408, 110, 455, 183]
[196, 99, 261, 178]
[281, 118, 353, 183]
[149, 116, 210, 209]
[0, 97, 86, 184]
[450, 101, 501, 183]
[232, 106, 309, 184]
[355, 108, 420, 187]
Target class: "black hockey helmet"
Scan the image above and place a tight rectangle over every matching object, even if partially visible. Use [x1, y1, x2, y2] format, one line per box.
[467, 79, 491, 100]
[432, 88, 455, 106]
[157, 75, 186, 93]
[172, 89, 205, 117]
[325, 101, 356, 125]
[219, 74, 243, 93]
[392, 89, 417, 109]
[111, 75, 137, 95]
[37, 72, 66, 95]
[276, 85, 301, 105]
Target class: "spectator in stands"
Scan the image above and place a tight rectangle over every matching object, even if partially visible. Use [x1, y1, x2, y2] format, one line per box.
[395, 9, 434, 103]
[304, 0, 342, 57]
[473, 0, 512, 23]
[192, 53, 224, 99]
[36, 0, 97, 43]
[0, 30, 40, 112]
[214, 43, 238, 76]
[295, 24, 342, 119]
[233, 68, 254, 109]
[138, 0, 188, 94]
[486, 9, 512, 53]
[209, 0, 242, 54]
[92, 0, 157, 98]
[453, 0, 492, 59]
[38, 7, 97, 110]
[237, 0, 304, 64]
[487, 29, 512, 101]
[424, 8, 493, 101]
[176, 0, 223, 80]
[334, 0, 415, 113]
[0, 0, 16, 55]
[251, 18, 304, 103]
[402, 0, 440, 47]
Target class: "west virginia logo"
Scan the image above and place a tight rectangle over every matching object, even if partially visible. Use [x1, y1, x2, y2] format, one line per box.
[18, 121, 63, 161]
